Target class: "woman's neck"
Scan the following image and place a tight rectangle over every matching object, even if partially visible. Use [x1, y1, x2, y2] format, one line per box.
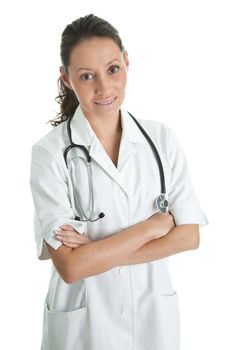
[88, 110, 122, 141]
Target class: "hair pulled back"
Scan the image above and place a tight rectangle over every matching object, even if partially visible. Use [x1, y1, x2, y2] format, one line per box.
[50, 14, 124, 127]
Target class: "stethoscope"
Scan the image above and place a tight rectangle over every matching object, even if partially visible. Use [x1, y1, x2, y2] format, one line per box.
[63, 111, 168, 222]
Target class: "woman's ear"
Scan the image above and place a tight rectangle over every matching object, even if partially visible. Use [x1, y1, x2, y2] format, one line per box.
[59, 66, 73, 90]
[123, 51, 129, 71]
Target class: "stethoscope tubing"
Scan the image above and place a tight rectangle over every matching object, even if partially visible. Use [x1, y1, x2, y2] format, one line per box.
[63, 110, 168, 221]
[128, 112, 166, 195]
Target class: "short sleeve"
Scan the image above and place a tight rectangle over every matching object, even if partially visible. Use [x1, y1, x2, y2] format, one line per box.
[166, 128, 208, 228]
[30, 144, 87, 260]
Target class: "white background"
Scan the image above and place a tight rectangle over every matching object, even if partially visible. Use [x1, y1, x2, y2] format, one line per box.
[0, 0, 234, 349]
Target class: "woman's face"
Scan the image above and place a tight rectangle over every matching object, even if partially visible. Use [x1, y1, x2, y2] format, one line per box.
[60, 36, 129, 120]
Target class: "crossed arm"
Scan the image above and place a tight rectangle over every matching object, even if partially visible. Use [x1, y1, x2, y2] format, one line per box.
[118, 224, 199, 265]
[46, 212, 199, 284]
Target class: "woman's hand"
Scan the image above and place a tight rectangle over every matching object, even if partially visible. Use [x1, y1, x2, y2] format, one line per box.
[56, 224, 91, 248]
[147, 211, 175, 239]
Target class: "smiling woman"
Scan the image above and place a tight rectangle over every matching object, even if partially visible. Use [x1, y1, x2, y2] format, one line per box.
[59, 36, 128, 132]
[51, 15, 128, 129]
[30, 13, 208, 350]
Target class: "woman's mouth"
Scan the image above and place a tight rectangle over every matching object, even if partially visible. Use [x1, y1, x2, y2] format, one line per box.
[94, 96, 117, 108]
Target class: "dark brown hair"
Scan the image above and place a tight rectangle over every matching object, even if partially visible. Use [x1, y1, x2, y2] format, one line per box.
[49, 14, 125, 127]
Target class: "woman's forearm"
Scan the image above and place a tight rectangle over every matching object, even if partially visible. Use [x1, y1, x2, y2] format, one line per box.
[118, 224, 200, 266]
[52, 219, 156, 283]
[51, 212, 175, 283]
[71, 221, 155, 278]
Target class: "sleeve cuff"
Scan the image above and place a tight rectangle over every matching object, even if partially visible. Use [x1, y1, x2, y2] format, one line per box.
[36, 220, 87, 260]
[170, 202, 209, 228]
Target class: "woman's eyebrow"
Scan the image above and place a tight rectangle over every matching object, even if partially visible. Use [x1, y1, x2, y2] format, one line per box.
[76, 59, 121, 72]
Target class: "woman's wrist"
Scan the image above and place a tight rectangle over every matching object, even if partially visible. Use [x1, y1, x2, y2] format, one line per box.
[141, 219, 156, 241]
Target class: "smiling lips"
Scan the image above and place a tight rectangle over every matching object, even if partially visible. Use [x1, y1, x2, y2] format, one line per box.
[94, 96, 117, 107]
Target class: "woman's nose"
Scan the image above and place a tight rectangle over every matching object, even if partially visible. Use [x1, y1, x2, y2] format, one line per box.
[95, 75, 110, 95]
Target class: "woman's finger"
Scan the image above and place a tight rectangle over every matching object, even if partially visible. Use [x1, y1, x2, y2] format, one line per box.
[60, 224, 76, 231]
[56, 233, 83, 244]
[56, 231, 91, 244]
[62, 241, 81, 248]
[60, 225, 87, 237]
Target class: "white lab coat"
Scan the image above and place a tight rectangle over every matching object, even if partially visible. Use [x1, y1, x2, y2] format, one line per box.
[30, 105, 208, 350]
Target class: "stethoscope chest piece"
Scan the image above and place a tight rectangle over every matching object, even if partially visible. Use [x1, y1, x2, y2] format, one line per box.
[156, 194, 169, 213]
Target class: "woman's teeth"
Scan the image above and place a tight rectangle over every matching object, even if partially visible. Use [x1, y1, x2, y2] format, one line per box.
[95, 97, 116, 106]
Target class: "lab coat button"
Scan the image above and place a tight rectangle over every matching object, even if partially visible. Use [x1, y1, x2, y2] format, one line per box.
[121, 309, 129, 316]
[117, 188, 125, 196]
[119, 267, 127, 275]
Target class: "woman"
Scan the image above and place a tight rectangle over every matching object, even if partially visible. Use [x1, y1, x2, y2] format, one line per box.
[30, 14, 208, 350]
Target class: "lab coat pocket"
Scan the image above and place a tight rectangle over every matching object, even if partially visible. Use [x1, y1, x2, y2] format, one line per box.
[42, 302, 90, 350]
[158, 291, 180, 350]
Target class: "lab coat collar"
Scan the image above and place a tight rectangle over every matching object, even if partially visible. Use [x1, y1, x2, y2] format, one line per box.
[69, 105, 147, 194]
[70, 104, 147, 146]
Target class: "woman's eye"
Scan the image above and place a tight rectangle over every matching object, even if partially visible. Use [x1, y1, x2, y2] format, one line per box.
[109, 65, 120, 74]
[80, 73, 93, 81]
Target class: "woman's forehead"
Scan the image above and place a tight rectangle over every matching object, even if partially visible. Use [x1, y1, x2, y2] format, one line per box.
[69, 37, 123, 68]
